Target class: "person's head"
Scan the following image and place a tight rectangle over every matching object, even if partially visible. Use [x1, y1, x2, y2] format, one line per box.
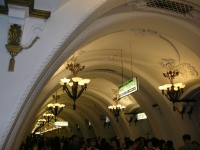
[137, 137, 145, 145]
[159, 140, 166, 150]
[89, 138, 97, 148]
[145, 139, 153, 150]
[127, 140, 138, 150]
[151, 137, 159, 148]
[166, 140, 174, 149]
[182, 134, 191, 144]
[111, 138, 120, 149]
[71, 134, 79, 144]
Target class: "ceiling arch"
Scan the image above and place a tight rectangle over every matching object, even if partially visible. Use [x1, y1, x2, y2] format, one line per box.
[6, 0, 200, 149]
[31, 4, 200, 141]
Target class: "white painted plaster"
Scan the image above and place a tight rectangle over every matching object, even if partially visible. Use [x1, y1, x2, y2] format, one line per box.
[0, 0, 106, 149]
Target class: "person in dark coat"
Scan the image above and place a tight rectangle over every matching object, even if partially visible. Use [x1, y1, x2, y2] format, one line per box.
[66, 134, 80, 150]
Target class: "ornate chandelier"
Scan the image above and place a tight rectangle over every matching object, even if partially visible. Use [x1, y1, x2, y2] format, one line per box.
[43, 113, 54, 126]
[60, 62, 90, 110]
[108, 96, 125, 122]
[47, 92, 65, 121]
[158, 70, 185, 111]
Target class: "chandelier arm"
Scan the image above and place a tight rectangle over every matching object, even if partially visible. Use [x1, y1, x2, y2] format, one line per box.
[63, 85, 73, 99]
[176, 90, 183, 101]
[50, 108, 55, 115]
[47, 117, 50, 123]
[72, 82, 79, 100]
[174, 90, 181, 101]
[76, 86, 85, 99]
[163, 92, 172, 102]
[57, 107, 64, 116]
[176, 106, 186, 119]
[54, 107, 59, 116]
[54, 116, 57, 122]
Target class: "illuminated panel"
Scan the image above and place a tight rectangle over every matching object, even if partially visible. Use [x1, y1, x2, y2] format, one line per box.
[54, 121, 68, 126]
[118, 77, 139, 98]
[136, 113, 147, 120]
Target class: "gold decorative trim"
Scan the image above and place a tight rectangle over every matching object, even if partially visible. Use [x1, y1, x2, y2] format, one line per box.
[6, 44, 22, 71]
[5, 24, 39, 71]
[0, 0, 51, 19]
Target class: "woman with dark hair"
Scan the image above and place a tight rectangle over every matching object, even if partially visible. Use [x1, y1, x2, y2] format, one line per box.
[110, 138, 122, 150]
[87, 138, 99, 150]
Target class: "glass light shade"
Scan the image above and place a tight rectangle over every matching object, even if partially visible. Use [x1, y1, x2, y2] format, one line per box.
[174, 83, 182, 88]
[38, 119, 46, 122]
[121, 105, 126, 109]
[174, 87, 178, 91]
[68, 82, 73, 86]
[43, 113, 54, 117]
[72, 77, 82, 82]
[108, 104, 125, 109]
[78, 79, 90, 85]
[48, 103, 65, 108]
[108, 105, 114, 109]
[60, 78, 70, 83]
[116, 104, 121, 108]
[78, 81, 85, 85]
[158, 86, 165, 90]
[181, 84, 185, 88]
[59, 81, 64, 85]
[82, 79, 90, 84]
[47, 103, 53, 107]
[163, 84, 172, 89]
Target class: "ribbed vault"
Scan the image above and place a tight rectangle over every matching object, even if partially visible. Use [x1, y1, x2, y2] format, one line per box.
[3, 0, 200, 149]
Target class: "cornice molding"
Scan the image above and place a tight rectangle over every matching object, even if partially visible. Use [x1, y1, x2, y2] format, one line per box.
[0, 0, 51, 19]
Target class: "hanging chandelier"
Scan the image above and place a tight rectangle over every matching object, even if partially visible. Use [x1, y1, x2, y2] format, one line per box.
[43, 113, 54, 125]
[47, 92, 65, 121]
[158, 70, 185, 111]
[60, 62, 90, 110]
[108, 96, 125, 122]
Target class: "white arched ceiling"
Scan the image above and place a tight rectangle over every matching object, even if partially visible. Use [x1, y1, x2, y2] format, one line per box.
[4, 0, 200, 149]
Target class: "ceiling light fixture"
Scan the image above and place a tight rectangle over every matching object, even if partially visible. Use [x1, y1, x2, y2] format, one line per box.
[158, 69, 185, 111]
[47, 92, 65, 121]
[108, 96, 125, 122]
[43, 113, 54, 126]
[60, 62, 90, 110]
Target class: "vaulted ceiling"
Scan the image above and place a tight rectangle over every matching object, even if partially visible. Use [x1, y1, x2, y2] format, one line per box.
[2, 0, 200, 145]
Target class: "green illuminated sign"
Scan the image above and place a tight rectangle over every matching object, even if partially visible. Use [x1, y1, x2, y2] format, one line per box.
[118, 77, 139, 98]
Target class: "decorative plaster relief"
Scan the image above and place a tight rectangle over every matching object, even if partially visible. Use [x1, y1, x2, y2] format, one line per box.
[188, 10, 200, 20]
[161, 59, 198, 79]
[1, 0, 108, 149]
[126, 0, 147, 8]
[130, 29, 180, 60]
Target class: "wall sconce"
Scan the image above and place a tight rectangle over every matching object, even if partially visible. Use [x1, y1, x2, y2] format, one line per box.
[174, 102, 195, 119]
[125, 115, 137, 126]
[125, 107, 146, 125]
[5, 24, 40, 71]
[3, 1, 51, 72]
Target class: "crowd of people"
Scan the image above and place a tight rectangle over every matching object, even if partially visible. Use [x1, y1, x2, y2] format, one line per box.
[20, 134, 200, 150]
